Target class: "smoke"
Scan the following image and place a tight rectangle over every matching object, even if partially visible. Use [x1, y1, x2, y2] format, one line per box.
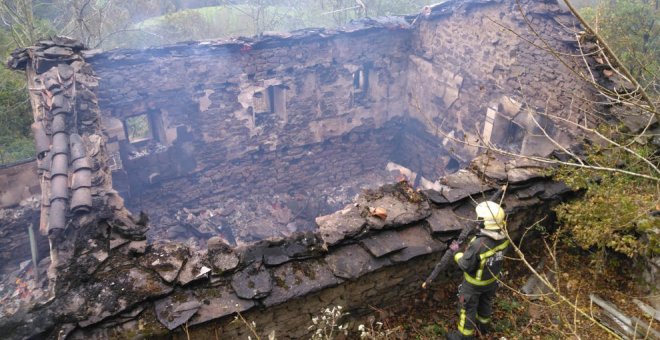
[0, 167, 39, 209]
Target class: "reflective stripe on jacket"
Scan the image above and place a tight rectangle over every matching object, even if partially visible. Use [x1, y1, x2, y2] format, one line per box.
[454, 231, 509, 286]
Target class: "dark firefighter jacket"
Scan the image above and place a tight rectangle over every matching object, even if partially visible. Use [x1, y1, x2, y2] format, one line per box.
[454, 229, 509, 286]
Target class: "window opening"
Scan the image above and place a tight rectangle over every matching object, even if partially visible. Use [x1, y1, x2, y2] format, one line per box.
[272, 85, 286, 115]
[253, 90, 272, 114]
[125, 114, 152, 143]
[446, 157, 460, 173]
[353, 69, 368, 92]
[254, 85, 287, 115]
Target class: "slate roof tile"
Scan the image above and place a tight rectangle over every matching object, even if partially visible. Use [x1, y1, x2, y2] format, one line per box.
[389, 225, 446, 263]
[360, 231, 406, 257]
[154, 292, 201, 330]
[325, 244, 391, 280]
[426, 209, 464, 234]
[263, 259, 341, 307]
[231, 263, 272, 299]
[316, 205, 366, 246]
[188, 286, 255, 326]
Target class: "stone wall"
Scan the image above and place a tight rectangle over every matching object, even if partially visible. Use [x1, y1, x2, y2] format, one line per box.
[93, 27, 409, 152]
[408, 0, 593, 159]
[90, 250, 448, 340]
[50, 156, 571, 340]
[81, 0, 593, 244]
[86, 22, 420, 243]
[4, 36, 149, 299]
[0, 159, 39, 209]
[0, 0, 610, 338]
[0, 204, 46, 275]
[0, 160, 45, 274]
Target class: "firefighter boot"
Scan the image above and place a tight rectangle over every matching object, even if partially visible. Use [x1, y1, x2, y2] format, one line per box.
[446, 330, 474, 340]
[476, 321, 492, 335]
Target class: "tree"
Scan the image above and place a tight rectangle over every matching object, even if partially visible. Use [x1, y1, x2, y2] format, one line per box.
[0, 0, 42, 164]
[0, 0, 54, 46]
[580, 0, 659, 85]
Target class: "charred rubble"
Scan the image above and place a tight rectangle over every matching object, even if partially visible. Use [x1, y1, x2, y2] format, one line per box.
[0, 155, 574, 339]
[0, 0, 635, 338]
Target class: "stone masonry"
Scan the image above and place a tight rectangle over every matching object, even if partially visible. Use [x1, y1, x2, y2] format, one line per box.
[1, 154, 573, 339]
[82, 0, 593, 245]
[0, 0, 622, 338]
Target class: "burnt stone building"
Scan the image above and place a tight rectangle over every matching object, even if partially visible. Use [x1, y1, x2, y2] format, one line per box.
[0, 0, 613, 338]
[87, 0, 589, 245]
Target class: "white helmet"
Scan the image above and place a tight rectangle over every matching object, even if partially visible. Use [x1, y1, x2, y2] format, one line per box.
[475, 201, 505, 230]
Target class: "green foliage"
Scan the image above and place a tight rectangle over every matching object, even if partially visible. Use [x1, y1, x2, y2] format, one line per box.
[0, 29, 34, 164]
[580, 0, 659, 82]
[0, 136, 34, 164]
[554, 130, 659, 260]
[126, 114, 152, 142]
[496, 297, 523, 313]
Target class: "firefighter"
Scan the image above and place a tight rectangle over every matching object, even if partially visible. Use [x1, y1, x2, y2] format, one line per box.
[447, 201, 509, 339]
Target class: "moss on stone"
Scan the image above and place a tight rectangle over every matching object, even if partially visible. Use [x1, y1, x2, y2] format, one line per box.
[274, 275, 289, 290]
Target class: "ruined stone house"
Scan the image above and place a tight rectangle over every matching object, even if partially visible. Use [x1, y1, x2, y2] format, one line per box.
[0, 0, 617, 338]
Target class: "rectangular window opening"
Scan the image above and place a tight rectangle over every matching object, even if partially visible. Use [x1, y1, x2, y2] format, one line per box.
[272, 85, 286, 116]
[125, 114, 152, 143]
[254, 85, 287, 115]
[253, 90, 272, 114]
[353, 70, 366, 91]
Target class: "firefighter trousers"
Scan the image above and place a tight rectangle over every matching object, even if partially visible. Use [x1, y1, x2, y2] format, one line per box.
[456, 280, 498, 338]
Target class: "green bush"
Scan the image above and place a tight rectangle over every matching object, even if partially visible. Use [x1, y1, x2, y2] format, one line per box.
[554, 134, 659, 260]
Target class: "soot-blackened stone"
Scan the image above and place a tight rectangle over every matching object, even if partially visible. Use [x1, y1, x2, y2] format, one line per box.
[178, 249, 211, 286]
[440, 170, 493, 203]
[263, 246, 290, 266]
[263, 260, 341, 307]
[426, 209, 464, 234]
[422, 189, 449, 204]
[360, 231, 406, 257]
[188, 286, 255, 326]
[154, 292, 201, 330]
[325, 244, 390, 280]
[360, 194, 432, 230]
[507, 167, 545, 183]
[472, 155, 508, 181]
[389, 225, 446, 263]
[43, 46, 74, 58]
[316, 205, 367, 246]
[231, 262, 272, 299]
[515, 182, 546, 199]
[538, 180, 571, 200]
[210, 251, 240, 274]
[138, 243, 188, 283]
